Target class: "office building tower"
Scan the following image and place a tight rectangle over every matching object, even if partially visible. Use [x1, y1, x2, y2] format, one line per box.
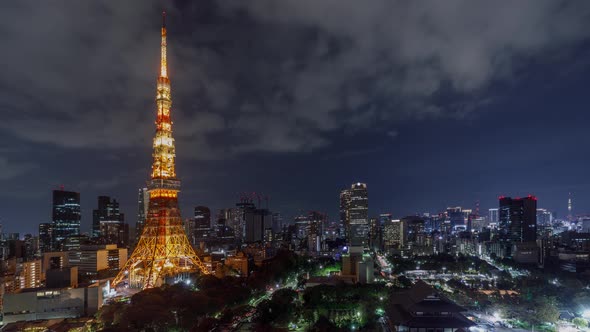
[236, 198, 257, 241]
[370, 215, 387, 251]
[136, 188, 149, 241]
[348, 183, 369, 247]
[340, 189, 351, 240]
[218, 208, 240, 235]
[194, 206, 211, 242]
[92, 196, 127, 246]
[383, 219, 402, 249]
[300, 211, 326, 252]
[244, 208, 272, 243]
[536, 209, 553, 228]
[51, 189, 81, 250]
[272, 212, 283, 234]
[39, 223, 52, 254]
[294, 215, 310, 240]
[447, 207, 464, 229]
[23, 234, 39, 260]
[499, 196, 537, 257]
[401, 216, 426, 248]
[489, 208, 499, 223]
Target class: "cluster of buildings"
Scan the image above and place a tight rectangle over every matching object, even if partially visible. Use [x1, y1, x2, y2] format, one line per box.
[0, 189, 126, 325]
[1, 179, 589, 325]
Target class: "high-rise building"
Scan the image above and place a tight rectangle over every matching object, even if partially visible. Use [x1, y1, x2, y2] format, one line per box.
[218, 208, 241, 236]
[51, 189, 81, 251]
[348, 183, 369, 247]
[370, 214, 389, 251]
[236, 199, 256, 241]
[194, 206, 211, 242]
[23, 234, 39, 260]
[401, 216, 426, 248]
[39, 223, 52, 254]
[499, 196, 537, 257]
[113, 13, 208, 290]
[92, 196, 127, 246]
[272, 212, 283, 234]
[135, 188, 149, 241]
[244, 208, 272, 243]
[340, 189, 352, 240]
[447, 207, 464, 229]
[297, 211, 327, 253]
[489, 208, 499, 223]
[536, 209, 553, 228]
[383, 219, 402, 249]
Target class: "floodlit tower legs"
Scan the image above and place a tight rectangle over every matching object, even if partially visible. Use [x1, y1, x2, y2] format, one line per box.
[112, 12, 208, 290]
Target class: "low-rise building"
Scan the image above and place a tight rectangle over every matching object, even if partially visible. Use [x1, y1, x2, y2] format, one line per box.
[386, 280, 475, 332]
[68, 244, 127, 277]
[2, 281, 108, 324]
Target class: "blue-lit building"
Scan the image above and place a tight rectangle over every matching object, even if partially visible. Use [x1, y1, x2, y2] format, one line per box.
[51, 190, 81, 251]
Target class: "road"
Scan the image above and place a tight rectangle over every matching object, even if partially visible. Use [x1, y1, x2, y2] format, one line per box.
[229, 278, 299, 331]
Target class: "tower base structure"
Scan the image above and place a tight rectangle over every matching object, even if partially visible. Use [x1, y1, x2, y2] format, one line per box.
[112, 195, 209, 290]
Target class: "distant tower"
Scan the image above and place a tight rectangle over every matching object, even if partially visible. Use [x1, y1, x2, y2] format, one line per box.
[113, 12, 208, 289]
[568, 192, 573, 221]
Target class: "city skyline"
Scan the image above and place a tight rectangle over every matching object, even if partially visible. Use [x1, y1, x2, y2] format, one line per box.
[2, 3, 590, 330]
[2, 1, 590, 234]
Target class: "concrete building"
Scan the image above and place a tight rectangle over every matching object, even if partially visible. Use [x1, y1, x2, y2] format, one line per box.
[2, 281, 108, 324]
[225, 252, 249, 276]
[41, 252, 69, 278]
[383, 219, 402, 250]
[68, 244, 127, 277]
[46, 266, 78, 289]
[16, 260, 42, 290]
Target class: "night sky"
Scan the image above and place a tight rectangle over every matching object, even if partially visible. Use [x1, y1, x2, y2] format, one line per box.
[2, 1, 590, 235]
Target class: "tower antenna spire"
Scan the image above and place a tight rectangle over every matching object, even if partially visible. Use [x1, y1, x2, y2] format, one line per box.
[160, 11, 167, 78]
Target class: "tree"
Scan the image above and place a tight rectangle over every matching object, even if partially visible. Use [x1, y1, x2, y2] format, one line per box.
[573, 317, 588, 329]
[530, 296, 559, 326]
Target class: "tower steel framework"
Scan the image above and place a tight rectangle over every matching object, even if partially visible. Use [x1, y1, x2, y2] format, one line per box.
[112, 12, 208, 290]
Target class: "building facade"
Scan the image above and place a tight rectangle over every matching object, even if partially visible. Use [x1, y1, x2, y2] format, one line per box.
[51, 190, 81, 251]
[92, 196, 127, 246]
[348, 183, 369, 247]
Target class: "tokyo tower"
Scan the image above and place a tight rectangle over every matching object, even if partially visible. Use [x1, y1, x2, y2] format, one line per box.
[112, 12, 208, 290]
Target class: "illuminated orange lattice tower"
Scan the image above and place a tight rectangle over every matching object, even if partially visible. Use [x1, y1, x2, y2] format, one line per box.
[113, 12, 208, 290]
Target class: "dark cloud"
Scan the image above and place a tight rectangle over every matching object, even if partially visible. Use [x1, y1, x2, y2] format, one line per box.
[1, 1, 589, 160]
